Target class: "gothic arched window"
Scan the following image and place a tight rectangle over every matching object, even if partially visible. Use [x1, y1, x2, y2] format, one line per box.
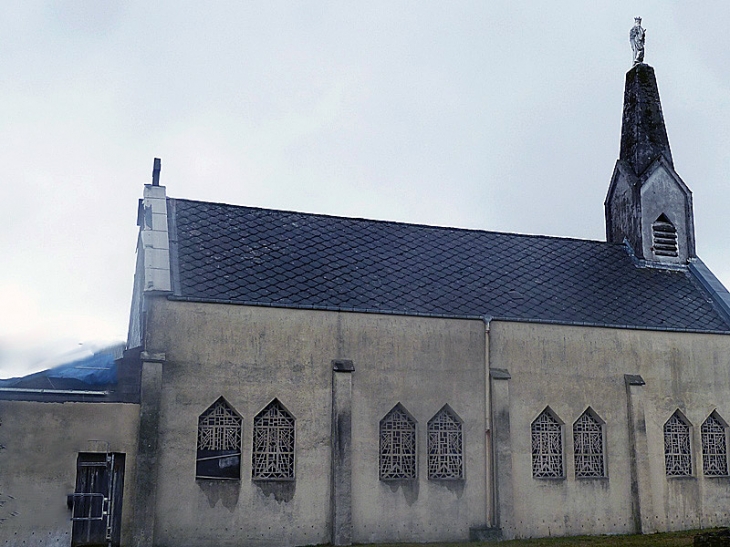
[664, 411, 692, 476]
[196, 397, 242, 480]
[252, 399, 295, 480]
[573, 408, 606, 478]
[427, 405, 463, 480]
[702, 412, 728, 476]
[379, 404, 416, 480]
[531, 408, 564, 478]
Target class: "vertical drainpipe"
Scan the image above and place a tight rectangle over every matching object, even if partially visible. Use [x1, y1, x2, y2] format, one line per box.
[483, 317, 493, 528]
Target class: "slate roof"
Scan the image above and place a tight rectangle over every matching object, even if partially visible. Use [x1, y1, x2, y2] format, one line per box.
[167, 198, 730, 333]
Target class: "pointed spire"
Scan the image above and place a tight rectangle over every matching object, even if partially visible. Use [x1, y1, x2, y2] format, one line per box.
[619, 63, 673, 176]
[607, 60, 695, 265]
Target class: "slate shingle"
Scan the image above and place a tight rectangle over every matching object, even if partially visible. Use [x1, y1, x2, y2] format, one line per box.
[169, 198, 730, 333]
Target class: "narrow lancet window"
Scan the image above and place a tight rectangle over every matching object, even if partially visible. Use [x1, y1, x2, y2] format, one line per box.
[252, 399, 295, 480]
[379, 404, 416, 480]
[652, 214, 678, 257]
[573, 409, 606, 478]
[196, 397, 242, 480]
[702, 412, 728, 476]
[531, 408, 564, 478]
[427, 405, 464, 480]
[664, 411, 692, 476]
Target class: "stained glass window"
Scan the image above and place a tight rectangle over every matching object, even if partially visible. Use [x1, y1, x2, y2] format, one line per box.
[573, 410, 605, 478]
[664, 412, 691, 476]
[380, 404, 416, 480]
[532, 409, 563, 478]
[428, 406, 463, 480]
[702, 413, 728, 476]
[252, 400, 295, 480]
[196, 398, 242, 479]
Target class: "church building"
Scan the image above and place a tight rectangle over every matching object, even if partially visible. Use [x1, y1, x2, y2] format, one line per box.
[1, 60, 730, 547]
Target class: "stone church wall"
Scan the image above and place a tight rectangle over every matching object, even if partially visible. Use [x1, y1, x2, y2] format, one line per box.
[344, 311, 487, 544]
[489, 321, 730, 539]
[144, 298, 487, 546]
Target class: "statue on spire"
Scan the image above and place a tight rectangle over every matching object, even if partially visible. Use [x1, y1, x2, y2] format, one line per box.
[630, 17, 646, 65]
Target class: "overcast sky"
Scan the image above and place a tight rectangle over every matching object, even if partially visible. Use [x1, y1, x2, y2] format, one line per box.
[1, 1, 728, 378]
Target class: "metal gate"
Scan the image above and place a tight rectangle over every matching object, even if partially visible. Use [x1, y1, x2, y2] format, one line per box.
[71, 452, 125, 547]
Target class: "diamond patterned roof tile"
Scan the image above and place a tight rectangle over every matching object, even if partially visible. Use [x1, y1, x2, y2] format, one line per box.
[167, 198, 730, 332]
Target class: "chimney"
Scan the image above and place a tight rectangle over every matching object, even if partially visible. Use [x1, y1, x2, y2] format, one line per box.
[152, 158, 162, 186]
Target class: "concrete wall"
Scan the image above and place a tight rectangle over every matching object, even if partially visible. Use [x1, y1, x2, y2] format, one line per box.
[145, 299, 487, 546]
[489, 321, 730, 539]
[348, 311, 487, 544]
[0, 401, 139, 547]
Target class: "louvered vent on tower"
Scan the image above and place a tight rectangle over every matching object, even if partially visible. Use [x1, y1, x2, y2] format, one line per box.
[652, 214, 678, 257]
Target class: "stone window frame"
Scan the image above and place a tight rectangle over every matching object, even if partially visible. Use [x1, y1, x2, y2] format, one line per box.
[701, 411, 729, 477]
[252, 398, 296, 481]
[664, 410, 693, 477]
[427, 404, 464, 481]
[572, 407, 607, 479]
[531, 406, 565, 479]
[379, 403, 418, 481]
[196, 397, 243, 480]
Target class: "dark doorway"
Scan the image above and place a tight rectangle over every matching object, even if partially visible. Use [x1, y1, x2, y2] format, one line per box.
[71, 452, 125, 547]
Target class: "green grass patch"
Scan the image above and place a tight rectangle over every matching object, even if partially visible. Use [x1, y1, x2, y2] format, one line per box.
[349, 528, 710, 547]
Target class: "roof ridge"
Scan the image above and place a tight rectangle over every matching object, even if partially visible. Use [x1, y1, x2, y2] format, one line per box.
[168, 196, 617, 247]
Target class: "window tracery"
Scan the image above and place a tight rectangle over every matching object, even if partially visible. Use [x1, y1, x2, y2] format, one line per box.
[380, 404, 416, 480]
[427, 406, 463, 480]
[702, 413, 728, 476]
[573, 410, 605, 478]
[531, 409, 563, 478]
[196, 397, 242, 479]
[664, 411, 692, 476]
[252, 399, 295, 480]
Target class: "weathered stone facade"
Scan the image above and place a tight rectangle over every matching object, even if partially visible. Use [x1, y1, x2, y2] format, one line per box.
[1, 62, 729, 547]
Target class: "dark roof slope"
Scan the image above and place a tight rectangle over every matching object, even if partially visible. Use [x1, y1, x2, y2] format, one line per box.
[167, 198, 730, 333]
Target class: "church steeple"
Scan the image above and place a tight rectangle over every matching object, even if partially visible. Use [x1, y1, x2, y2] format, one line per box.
[605, 20, 695, 266]
[619, 64, 673, 176]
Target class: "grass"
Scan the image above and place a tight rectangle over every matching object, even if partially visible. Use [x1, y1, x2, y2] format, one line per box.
[346, 528, 711, 547]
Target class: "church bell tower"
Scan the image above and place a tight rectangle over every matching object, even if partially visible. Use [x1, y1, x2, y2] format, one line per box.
[605, 31, 696, 265]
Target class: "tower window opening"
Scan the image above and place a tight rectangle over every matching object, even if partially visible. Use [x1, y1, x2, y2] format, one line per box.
[652, 214, 678, 257]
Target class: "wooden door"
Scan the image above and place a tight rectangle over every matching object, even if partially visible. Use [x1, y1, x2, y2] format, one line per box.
[71, 453, 125, 547]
